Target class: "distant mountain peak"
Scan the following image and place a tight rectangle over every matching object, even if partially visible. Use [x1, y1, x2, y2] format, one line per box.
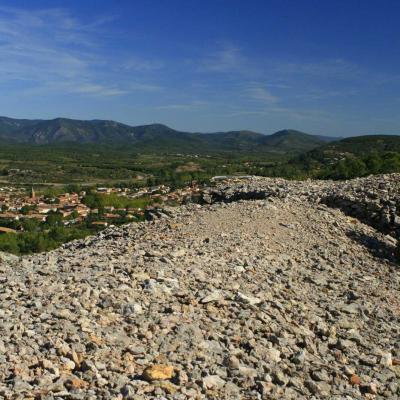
[271, 129, 313, 137]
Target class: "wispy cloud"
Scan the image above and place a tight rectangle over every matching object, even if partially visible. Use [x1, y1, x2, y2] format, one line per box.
[0, 6, 160, 98]
[227, 106, 330, 122]
[155, 101, 208, 110]
[128, 83, 163, 92]
[70, 84, 128, 97]
[0, 7, 98, 90]
[246, 86, 279, 104]
[121, 57, 164, 72]
[198, 45, 243, 72]
[278, 58, 364, 81]
[295, 88, 359, 101]
[192, 46, 369, 117]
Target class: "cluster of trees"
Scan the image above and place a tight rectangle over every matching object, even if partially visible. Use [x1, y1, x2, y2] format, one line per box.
[321, 153, 400, 179]
[0, 209, 93, 254]
[0, 209, 144, 255]
[0, 196, 147, 255]
[0, 226, 93, 254]
[258, 151, 400, 180]
[82, 193, 151, 210]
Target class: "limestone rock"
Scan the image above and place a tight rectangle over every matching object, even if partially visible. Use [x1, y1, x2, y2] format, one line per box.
[142, 365, 174, 381]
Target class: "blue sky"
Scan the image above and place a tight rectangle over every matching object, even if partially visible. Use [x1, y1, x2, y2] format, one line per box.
[0, 0, 399, 136]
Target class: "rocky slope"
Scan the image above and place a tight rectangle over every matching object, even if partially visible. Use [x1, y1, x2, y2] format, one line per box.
[0, 175, 399, 399]
[202, 174, 400, 242]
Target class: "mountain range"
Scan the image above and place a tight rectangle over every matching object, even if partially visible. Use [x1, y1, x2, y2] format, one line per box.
[0, 116, 337, 153]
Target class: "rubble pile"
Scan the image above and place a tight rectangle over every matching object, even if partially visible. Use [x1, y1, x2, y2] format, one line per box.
[0, 174, 399, 399]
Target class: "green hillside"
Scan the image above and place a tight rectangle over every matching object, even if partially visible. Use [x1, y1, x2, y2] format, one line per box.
[317, 135, 400, 155]
[261, 129, 326, 152]
[282, 135, 400, 179]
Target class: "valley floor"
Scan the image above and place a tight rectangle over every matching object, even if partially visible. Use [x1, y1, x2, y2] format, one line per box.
[0, 179, 399, 398]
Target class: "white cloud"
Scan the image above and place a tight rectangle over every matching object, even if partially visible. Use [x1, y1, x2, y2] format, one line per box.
[70, 84, 128, 97]
[199, 45, 243, 72]
[0, 7, 94, 87]
[295, 88, 359, 101]
[0, 6, 161, 98]
[129, 83, 163, 92]
[247, 87, 279, 104]
[156, 101, 208, 110]
[279, 59, 364, 81]
[227, 106, 330, 122]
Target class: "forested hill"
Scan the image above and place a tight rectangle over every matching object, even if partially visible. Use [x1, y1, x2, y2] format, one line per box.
[0, 116, 334, 153]
[283, 135, 400, 179]
[314, 135, 400, 155]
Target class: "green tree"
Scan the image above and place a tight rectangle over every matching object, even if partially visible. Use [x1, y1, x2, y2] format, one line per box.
[45, 211, 63, 226]
[22, 218, 40, 232]
[66, 184, 81, 194]
[0, 234, 19, 254]
[20, 205, 37, 215]
[364, 153, 382, 175]
[381, 153, 400, 173]
[330, 157, 367, 179]
[83, 194, 106, 209]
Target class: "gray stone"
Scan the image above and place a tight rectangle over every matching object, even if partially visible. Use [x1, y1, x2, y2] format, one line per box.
[202, 375, 226, 390]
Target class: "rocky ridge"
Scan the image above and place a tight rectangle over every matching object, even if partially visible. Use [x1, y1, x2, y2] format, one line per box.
[0, 174, 399, 399]
[202, 174, 400, 241]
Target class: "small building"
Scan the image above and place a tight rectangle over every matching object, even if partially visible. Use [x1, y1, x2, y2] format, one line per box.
[210, 176, 228, 182]
[0, 213, 20, 221]
[91, 221, 108, 227]
[23, 214, 47, 222]
[104, 213, 120, 219]
[71, 204, 90, 217]
[37, 204, 56, 214]
[97, 187, 111, 193]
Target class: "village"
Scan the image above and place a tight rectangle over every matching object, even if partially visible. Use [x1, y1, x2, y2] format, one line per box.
[0, 183, 202, 235]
